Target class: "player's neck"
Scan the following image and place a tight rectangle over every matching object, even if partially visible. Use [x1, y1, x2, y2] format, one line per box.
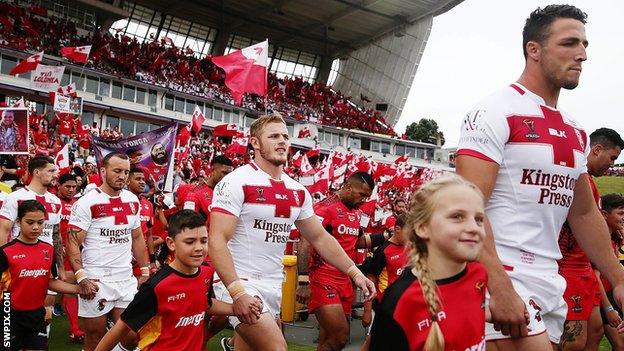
[169, 259, 199, 275]
[100, 183, 121, 197]
[517, 70, 561, 108]
[253, 157, 282, 180]
[17, 234, 37, 244]
[26, 181, 46, 195]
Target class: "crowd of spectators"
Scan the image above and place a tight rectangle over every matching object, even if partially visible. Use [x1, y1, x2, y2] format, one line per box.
[0, 2, 396, 136]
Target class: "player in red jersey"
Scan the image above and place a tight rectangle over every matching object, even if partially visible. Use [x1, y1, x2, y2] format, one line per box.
[183, 155, 233, 226]
[558, 128, 624, 351]
[128, 168, 160, 276]
[56, 172, 85, 342]
[381, 199, 407, 232]
[295, 171, 380, 351]
[0, 200, 94, 351]
[209, 114, 375, 351]
[370, 175, 488, 351]
[361, 213, 409, 351]
[94, 210, 262, 351]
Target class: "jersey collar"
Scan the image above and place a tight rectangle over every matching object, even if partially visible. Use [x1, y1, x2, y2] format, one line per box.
[511, 82, 550, 107]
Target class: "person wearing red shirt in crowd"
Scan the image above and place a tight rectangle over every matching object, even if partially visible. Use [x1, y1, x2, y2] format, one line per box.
[127, 168, 161, 276]
[56, 173, 85, 342]
[296, 172, 380, 351]
[370, 175, 488, 351]
[183, 155, 233, 226]
[558, 128, 624, 351]
[84, 162, 101, 187]
[0, 200, 94, 351]
[381, 199, 407, 232]
[76, 124, 92, 159]
[361, 213, 409, 351]
[56, 113, 75, 145]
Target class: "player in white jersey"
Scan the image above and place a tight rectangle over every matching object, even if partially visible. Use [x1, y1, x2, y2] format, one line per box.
[456, 5, 624, 350]
[0, 156, 64, 335]
[67, 152, 149, 351]
[209, 114, 376, 351]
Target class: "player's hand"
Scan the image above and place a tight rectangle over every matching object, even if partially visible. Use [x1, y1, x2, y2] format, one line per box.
[78, 278, 98, 300]
[137, 275, 149, 287]
[612, 283, 624, 312]
[296, 285, 310, 305]
[361, 309, 372, 328]
[150, 262, 159, 274]
[607, 309, 622, 328]
[58, 269, 67, 282]
[233, 294, 261, 325]
[354, 274, 376, 302]
[489, 284, 529, 338]
[249, 296, 264, 318]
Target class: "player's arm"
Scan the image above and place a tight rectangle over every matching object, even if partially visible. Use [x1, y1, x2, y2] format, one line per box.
[295, 216, 376, 301]
[0, 219, 12, 245]
[456, 154, 528, 338]
[93, 319, 132, 351]
[131, 227, 149, 282]
[67, 226, 98, 299]
[355, 230, 388, 250]
[362, 273, 378, 328]
[52, 224, 66, 280]
[569, 174, 624, 299]
[48, 277, 79, 295]
[208, 299, 234, 316]
[595, 269, 622, 328]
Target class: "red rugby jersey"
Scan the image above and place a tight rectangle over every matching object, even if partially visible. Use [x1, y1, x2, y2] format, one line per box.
[558, 176, 601, 273]
[0, 240, 55, 311]
[59, 197, 76, 245]
[370, 262, 487, 351]
[369, 240, 409, 302]
[183, 183, 213, 225]
[139, 196, 154, 236]
[309, 195, 361, 282]
[121, 264, 214, 351]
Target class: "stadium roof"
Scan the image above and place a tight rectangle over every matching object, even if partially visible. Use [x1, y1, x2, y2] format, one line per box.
[131, 0, 463, 56]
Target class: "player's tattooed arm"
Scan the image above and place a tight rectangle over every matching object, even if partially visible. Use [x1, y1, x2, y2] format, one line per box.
[67, 227, 87, 271]
[52, 224, 64, 270]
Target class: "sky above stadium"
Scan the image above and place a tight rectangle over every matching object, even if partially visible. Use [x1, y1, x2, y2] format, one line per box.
[397, 0, 624, 162]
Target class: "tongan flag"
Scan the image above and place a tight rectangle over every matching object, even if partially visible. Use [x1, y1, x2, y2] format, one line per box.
[55, 143, 70, 174]
[10, 51, 43, 75]
[191, 106, 205, 133]
[211, 40, 268, 104]
[213, 123, 238, 137]
[60, 45, 92, 64]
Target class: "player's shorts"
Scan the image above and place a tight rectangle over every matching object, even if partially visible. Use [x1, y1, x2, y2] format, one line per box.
[561, 271, 600, 320]
[213, 278, 281, 329]
[485, 269, 567, 344]
[308, 278, 354, 315]
[78, 278, 137, 318]
[3, 307, 48, 351]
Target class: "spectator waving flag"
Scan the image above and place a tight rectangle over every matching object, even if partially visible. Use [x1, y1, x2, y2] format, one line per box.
[211, 40, 268, 104]
[10, 51, 43, 75]
[213, 123, 238, 137]
[54, 143, 70, 174]
[60, 45, 92, 64]
[191, 106, 205, 132]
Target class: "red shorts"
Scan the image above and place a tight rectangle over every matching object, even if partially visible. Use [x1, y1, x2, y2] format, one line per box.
[308, 278, 354, 315]
[561, 271, 600, 320]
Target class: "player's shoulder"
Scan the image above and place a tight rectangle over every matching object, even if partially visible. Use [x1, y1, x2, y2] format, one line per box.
[120, 189, 140, 202]
[469, 84, 529, 117]
[7, 187, 29, 200]
[45, 191, 61, 204]
[217, 163, 254, 186]
[315, 194, 339, 208]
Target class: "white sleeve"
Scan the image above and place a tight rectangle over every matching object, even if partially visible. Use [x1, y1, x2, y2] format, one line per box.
[211, 177, 244, 217]
[297, 188, 315, 221]
[457, 104, 510, 164]
[0, 193, 18, 222]
[68, 200, 91, 232]
[130, 202, 141, 230]
[48, 198, 62, 225]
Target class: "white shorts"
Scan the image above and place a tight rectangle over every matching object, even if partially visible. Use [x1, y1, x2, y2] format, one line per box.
[78, 278, 137, 318]
[485, 270, 567, 344]
[213, 279, 282, 329]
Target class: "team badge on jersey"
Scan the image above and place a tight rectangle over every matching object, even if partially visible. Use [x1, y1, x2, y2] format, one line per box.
[523, 119, 540, 139]
[571, 295, 582, 313]
[475, 280, 485, 292]
[256, 188, 266, 202]
[43, 249, 49, 261]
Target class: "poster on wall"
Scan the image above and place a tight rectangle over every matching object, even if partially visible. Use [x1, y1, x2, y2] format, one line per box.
[0, 108, 29, 154]
[54, 94, 83, 115]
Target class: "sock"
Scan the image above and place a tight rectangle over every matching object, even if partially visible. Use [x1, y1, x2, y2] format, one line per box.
[63, 296, 82, 335]
[111, 343, 131, 351]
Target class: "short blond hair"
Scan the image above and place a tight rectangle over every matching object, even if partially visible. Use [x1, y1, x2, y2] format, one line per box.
[249, 113, 286, 139]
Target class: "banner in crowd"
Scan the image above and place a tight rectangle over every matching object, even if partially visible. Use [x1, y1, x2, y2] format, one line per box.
[30, 64, 64, 91]
[92, 123, 177, 191]
[53, 94, 82, 115]
[0, 108, 29, 155]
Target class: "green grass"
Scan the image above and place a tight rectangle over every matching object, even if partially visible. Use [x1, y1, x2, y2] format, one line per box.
[595, 176, 624, 195]
[49, 315, 315, 350]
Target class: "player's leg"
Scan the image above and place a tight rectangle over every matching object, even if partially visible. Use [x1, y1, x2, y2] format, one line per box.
[604, 323, 624, 351]
[109, 307, 138, 350]
[559, 320, 587, 351]
[82, 315, 108, 351]
[584, 306, 603, 351]
[315, 305, 350, 351]
[233, 312, 287, 351]
[487, 332, 553, 351]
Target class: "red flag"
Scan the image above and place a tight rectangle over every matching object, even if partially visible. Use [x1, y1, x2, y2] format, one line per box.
[306, 145, 320, 159]
[290, 151, 302, 167]
[191, 106, 205, 132]
[226, 137, 249, 155]
[213, 123, 238, 137]
[306, 178, 328, 195]
[300, 154, 314, 176]
[211, 40, 268, 104]
[49, 83, 76, 104]
[394, 154, 409, 164]
[10, 51, 43, 75]
[298, 126, 311, 138]
[176, 125, 191, 147]
[55, 144, 70, 174]
[60, 46, 92, 64]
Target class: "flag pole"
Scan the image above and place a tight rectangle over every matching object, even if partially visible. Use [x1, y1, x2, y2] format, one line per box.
[264, 38, 268, 115]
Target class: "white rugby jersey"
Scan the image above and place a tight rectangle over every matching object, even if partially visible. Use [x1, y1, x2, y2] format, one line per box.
[457, 83, 589, 272]
[212, 162, 315, 282]
[69, 188, 141, 281]
[0, 187, 61, 244]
